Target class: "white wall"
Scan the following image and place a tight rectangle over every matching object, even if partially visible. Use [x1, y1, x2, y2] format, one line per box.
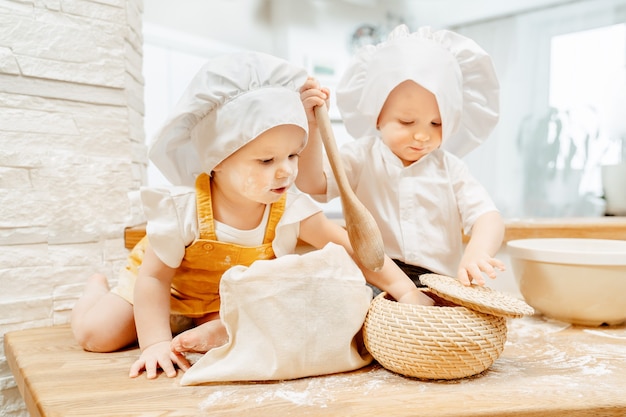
[0, 1, 144, 415]
[143, 0, 275, 54]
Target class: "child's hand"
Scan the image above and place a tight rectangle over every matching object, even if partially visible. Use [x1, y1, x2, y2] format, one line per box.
[129, 340, 190, 379]
[396, 288, 435, 306]
[300, 77, 329, 126]
[457, 251, 506, 286]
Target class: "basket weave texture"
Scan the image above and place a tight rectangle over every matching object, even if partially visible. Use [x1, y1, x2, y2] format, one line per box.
[363, 292, 508, 380]
[420, 274, 535, 318]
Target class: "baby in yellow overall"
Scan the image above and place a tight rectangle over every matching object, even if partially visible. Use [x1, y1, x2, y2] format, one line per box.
[71, 51, 433, 380]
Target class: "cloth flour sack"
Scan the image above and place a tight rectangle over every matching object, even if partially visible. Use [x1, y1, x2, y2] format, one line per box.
[180, 242, 373, 385]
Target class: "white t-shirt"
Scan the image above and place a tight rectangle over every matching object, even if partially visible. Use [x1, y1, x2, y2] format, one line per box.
[313, 136, 498, 277]
[139, 187, 322, 268]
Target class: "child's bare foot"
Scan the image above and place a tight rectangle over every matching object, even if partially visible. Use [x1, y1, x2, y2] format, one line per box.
[170, 319, 228, 354]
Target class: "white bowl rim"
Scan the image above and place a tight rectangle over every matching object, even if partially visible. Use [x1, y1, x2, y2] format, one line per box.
[507, 238, 626, 266]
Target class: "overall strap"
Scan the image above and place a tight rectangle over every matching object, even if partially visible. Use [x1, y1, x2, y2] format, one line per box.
[262, 194, 286, 244]
[195, 173, 217, 240]
[195, 172, 286, 243]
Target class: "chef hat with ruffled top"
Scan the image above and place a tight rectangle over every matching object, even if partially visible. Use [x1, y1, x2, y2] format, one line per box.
[149, 51, 309, 186]
[336, 25, 499, 157]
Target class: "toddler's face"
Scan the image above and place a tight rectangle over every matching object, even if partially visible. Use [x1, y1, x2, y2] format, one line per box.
[377, 80, 442, 166]
[212, 124, 306, 204]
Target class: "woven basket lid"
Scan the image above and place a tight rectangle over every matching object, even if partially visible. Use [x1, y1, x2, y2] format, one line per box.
[420, 274, 535, 318]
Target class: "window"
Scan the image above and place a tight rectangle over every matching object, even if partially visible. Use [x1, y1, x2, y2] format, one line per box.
[545, 23, 626, 206]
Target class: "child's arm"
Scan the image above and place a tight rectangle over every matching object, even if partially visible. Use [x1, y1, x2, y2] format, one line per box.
[457, 211, 506, 286]
[299, 211, 433, 306]
[129, 244, 191, 379]
[296, 77, 330, 195]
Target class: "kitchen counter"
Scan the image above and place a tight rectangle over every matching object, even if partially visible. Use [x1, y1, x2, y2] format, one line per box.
[501, 216, 626, 241]
[5, 317, 626, 416]
[124, 217, 626, 250]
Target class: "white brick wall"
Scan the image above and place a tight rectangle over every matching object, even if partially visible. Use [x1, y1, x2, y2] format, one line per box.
[0, 1, 145, 415]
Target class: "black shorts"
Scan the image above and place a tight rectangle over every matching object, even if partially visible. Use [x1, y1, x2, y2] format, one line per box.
[391, 259, 432, 288]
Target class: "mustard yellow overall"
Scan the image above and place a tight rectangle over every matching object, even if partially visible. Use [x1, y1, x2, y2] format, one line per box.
[113, 172, 286, 318]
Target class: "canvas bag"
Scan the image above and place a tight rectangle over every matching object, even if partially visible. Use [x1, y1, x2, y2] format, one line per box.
[180, 242, 373, 385]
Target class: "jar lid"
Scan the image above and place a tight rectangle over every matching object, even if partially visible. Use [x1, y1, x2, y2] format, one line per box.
[420, 274, 535, 318]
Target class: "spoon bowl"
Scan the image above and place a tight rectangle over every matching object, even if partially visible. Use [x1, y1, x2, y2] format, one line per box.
[314, 105, 385, 271]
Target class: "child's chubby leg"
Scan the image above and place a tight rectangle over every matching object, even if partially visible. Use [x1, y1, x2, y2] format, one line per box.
[71, 273, 137, 353]
[170, 311, 228, 354]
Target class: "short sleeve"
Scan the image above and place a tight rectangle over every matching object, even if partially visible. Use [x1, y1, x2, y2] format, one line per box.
[272, 191, 323, 257]
[140, 186, 198, 268]
[311, 137, 372, 203]
[447, 154, 499, 235]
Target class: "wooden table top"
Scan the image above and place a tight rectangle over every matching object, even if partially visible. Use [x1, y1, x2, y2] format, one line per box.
[5, 317, 626, 417]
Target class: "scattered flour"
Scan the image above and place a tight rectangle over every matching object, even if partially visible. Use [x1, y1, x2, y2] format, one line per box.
[583, 328, 626, 340]
[198, 316, 625, 413]
[199, 365, 400, 411]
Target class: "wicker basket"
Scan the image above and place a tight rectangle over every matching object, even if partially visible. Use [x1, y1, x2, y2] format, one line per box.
[363, 274, 534, 380]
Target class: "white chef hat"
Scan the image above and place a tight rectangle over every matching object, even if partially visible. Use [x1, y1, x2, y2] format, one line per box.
[149, 51, 309, 186]
[336, 25, 499, 157]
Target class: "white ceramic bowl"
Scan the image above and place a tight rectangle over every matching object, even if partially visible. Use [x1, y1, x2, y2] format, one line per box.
[507, 238, 626, 326]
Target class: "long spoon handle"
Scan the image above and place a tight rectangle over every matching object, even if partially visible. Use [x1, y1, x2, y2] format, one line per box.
[314, 104, 385, 271]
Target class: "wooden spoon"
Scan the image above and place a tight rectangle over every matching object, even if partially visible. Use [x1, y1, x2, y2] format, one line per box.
[314, 104, 385, 271]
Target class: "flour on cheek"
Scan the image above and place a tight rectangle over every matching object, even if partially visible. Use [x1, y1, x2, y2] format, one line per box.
[242, 173, 267, 201]
[232, 165, 279, 203]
